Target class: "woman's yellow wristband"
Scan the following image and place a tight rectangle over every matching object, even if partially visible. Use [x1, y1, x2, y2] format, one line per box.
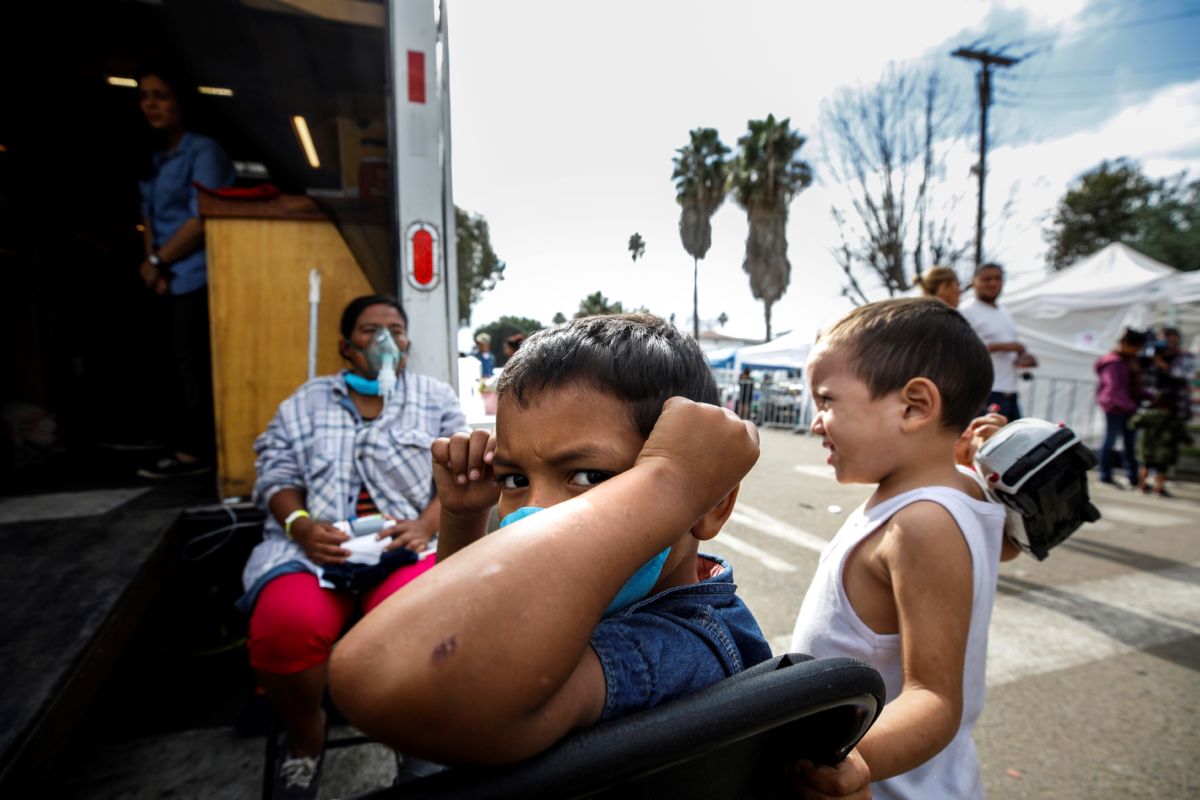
[284, 509, 310, 539]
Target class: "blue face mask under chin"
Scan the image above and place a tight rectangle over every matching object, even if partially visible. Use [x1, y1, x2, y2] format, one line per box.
[343, 370, 381, 396]
[499, 506, 671, 617]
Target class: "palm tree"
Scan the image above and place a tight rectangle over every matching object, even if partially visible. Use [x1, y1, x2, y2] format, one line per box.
[628, 233, 646, 261]
[672, 128, 731, 340]
[729, 114, 813, 340]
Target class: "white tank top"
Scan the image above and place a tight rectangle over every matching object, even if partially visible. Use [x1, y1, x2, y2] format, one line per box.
[790, 471, 1007, 800]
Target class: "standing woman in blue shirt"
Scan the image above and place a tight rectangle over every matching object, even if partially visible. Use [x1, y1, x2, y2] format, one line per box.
[134, 66, 235, 478]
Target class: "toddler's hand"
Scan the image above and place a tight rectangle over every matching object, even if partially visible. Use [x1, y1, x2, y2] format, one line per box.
[788, 750, 872, 798]
[956, 412, 1008, 467]
[637, 397, 760, 512]
[432, 429, 500, 519]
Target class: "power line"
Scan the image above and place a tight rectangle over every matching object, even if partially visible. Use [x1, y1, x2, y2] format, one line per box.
[1010, 8, 1200, 46]
[993, 73, 1199, 106]
[1012, 58, 1200, 80]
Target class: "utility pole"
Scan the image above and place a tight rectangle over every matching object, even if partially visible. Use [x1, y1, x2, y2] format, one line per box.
[952, 47, 1020, 270]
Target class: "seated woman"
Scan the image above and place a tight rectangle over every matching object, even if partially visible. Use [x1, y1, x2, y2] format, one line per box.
[240, 294, 468, 798]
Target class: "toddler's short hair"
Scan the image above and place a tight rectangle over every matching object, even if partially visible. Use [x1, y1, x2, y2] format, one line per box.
[497, 314, 718, 438]
[818, 297, 992, 431]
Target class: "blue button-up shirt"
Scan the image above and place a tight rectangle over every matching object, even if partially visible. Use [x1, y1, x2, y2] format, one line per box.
[591, 555, 771, 720]
[139, 131, 235, 295]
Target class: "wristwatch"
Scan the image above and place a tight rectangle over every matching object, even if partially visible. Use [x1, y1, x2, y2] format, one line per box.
[147, 252, 164, 268]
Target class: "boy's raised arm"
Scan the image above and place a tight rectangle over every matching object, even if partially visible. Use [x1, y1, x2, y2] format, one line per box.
[330, 399, 759, 764]
[852, 501, 974, 781]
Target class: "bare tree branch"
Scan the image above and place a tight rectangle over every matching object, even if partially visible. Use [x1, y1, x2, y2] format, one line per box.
[822, 65, 972, 299]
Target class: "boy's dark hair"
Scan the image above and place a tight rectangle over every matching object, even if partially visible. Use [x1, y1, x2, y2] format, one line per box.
[497, 314, 718, 438]
[976, 261, 1004, 276]
[818, 297, 992, 431]
[340, 295, 407, 339]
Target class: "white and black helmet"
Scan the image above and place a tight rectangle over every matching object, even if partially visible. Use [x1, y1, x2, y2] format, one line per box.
[973, 418, 1102, 560]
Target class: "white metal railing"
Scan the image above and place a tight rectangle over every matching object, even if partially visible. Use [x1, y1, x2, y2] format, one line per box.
[711, 368, 1106, 442]
[713, 369, 810, 430]
[1018, 375, 1103, 445]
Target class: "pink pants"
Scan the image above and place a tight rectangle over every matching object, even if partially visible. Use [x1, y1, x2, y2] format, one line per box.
[247, 556, 436, 674]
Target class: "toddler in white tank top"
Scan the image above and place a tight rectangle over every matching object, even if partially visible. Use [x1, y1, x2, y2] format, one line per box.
[787, 298, 1020, 799]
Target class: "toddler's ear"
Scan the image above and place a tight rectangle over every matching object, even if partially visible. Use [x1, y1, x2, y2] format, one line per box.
[900, 377, 941, 430]
[692, 485, 741, 541]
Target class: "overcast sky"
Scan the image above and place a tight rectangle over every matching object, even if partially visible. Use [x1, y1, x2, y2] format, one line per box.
[447, 0, 1200, 343]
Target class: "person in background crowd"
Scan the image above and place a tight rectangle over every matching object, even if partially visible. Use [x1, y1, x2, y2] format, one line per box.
[133, 65, 235, 479]
[959, 262, 1037, 421]
[918, 266, 961, 308]
[737, 367, 755, 421]
[1131, 391, 1193, 498]
[503, 332, 525, 361]
[1147, 327, 1196, 423]
[1095, 328, 1148, 489]
[473, 332, 495, 378]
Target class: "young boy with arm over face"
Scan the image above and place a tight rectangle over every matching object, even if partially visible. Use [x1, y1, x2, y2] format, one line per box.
[791, 298, 1020, 800]
[330, 314, 773, 765]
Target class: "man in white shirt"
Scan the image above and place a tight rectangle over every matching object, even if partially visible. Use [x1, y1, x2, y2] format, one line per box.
[959, 262, 1037, 420]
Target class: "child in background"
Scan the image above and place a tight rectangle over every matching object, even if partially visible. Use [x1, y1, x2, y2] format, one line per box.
[1131, 391, 1193, 497]
[791, 298, 1019, 799]
[331, 314, 773, 766]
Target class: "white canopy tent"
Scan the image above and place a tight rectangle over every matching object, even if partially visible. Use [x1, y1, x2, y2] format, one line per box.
[998, 243, 1199, 440]
[733, 329, 815, 372]
[706, 329, 817, 429]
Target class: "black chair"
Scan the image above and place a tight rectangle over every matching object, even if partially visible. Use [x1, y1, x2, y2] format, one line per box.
[360, 653, 884, 800]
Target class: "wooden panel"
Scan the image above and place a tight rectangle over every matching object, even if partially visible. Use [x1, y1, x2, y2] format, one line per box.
[198, 192, 328, 221]
[206, 216, 375, 498]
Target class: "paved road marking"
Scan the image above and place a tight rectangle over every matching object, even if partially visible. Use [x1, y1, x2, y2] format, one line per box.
[793, 464, 837, 482]
[987, 562, 1200, 687]
[711, 532, 798, 573]
[766, 565, 1200, 678]
[1087, 503, 1193, 529]
[729, 504, 830, 553]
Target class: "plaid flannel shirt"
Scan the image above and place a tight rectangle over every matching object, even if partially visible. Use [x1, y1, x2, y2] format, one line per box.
[241, 371, 468, 601]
